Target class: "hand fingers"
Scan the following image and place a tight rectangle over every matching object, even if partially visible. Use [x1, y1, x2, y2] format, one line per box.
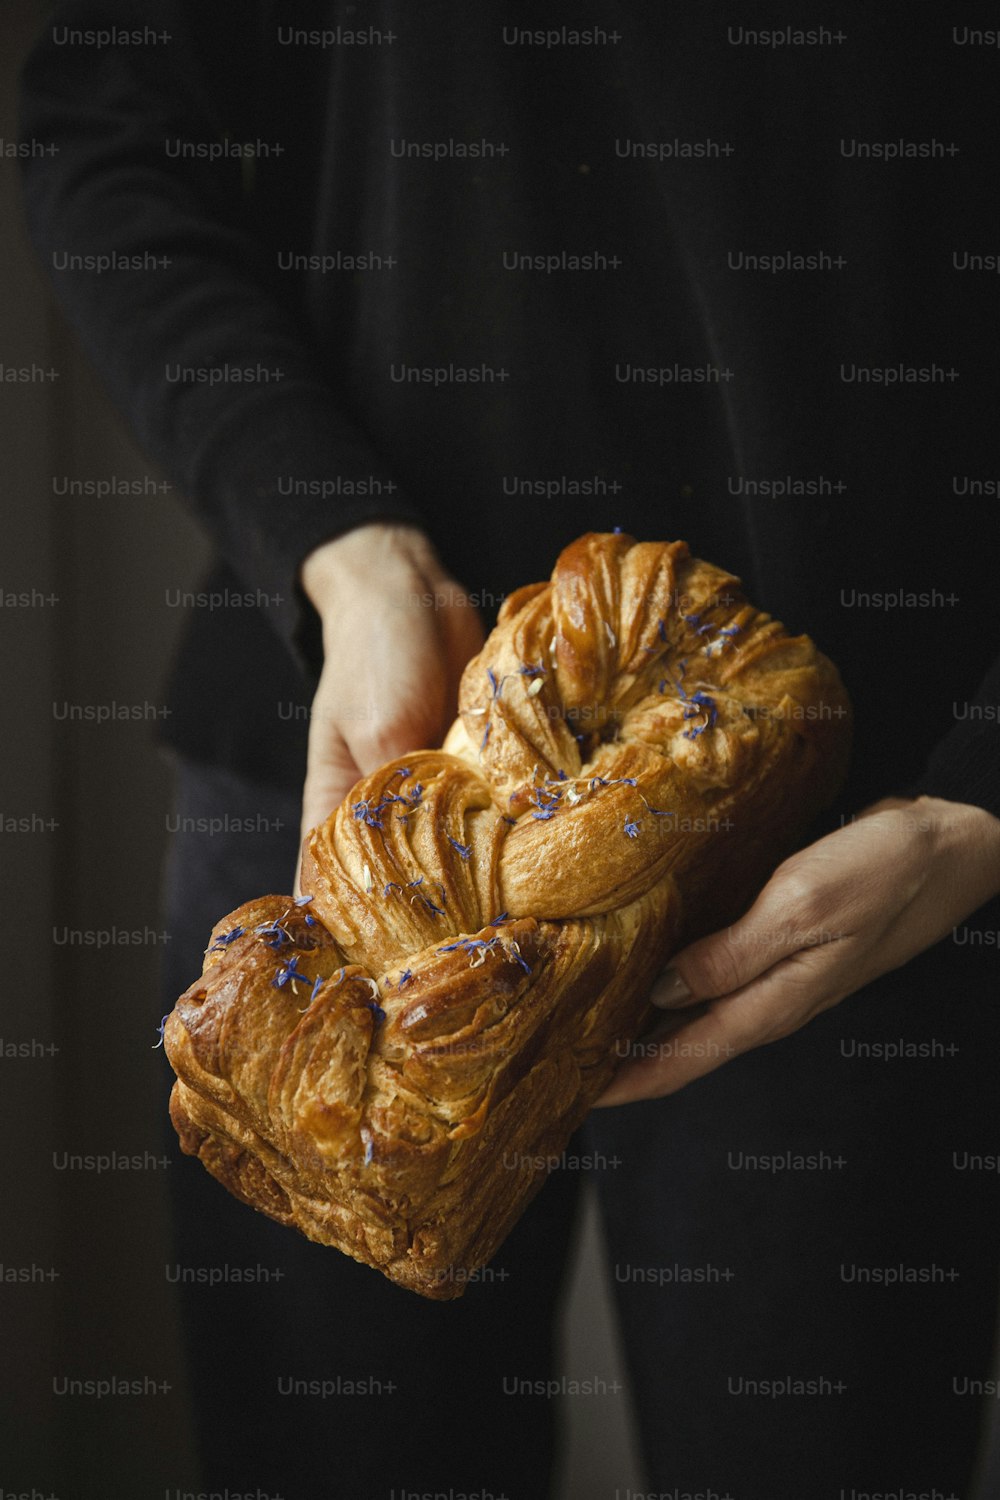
[428, 575, 486, 739]
[339, 602, 449, 767]
[290, 570, 493, 900]
[295, 584, 466, 888]
[593, 1000, 735, 1106]
[300, 731, 363, 842]
[296, 732, 362, 891]
[440, 576, 487, 661]
[650, 863, 849, 1010]
[597, 942, 855, 1106]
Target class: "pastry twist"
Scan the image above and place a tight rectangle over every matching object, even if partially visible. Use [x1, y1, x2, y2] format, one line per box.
[164, 532, 851, 1298]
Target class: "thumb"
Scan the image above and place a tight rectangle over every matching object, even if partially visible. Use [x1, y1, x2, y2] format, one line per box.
[295, 603, 449, 893]
[300, 729, 362, 845]
[295, 731, 362, 897]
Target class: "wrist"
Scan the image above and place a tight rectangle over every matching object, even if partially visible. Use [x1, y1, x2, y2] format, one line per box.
[874, 793, 1000, 905]
[299, 522, 430, 615]
[855, 792, 1000, 904]
[920, 794, 1000, 894]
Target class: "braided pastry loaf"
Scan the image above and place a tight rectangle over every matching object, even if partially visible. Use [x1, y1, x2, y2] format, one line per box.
[164, 532, 851, 1298]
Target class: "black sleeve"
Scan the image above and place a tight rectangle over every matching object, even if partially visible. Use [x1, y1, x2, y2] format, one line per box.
[904, 653, 1000, 823]
[17, 0, 424, 674]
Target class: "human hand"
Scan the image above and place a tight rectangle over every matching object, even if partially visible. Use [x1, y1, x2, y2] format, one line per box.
[595, 794, 1000, 1105]
[294, 523, 485, 891]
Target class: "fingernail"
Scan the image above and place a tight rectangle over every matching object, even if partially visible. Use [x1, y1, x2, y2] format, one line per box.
[650, 967, 692, 1009]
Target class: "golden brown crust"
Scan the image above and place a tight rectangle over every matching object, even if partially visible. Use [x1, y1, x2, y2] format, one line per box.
[163, 532, 851, 1298]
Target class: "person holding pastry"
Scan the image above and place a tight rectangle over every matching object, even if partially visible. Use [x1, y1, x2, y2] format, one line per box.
[20, 5, 1000, 1497]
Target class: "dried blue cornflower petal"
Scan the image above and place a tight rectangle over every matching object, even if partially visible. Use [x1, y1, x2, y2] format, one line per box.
[684, 611, 715, 638]
[209, 924, 245, 951]
[624, 817, 640, 838]
[480, 724, 491, 752]
[352, 799, 384, 830]
[438, 936, 502, 959]
[367, 999, 386, 1026]
[528, 784, 562, 820]
[293, 894, 314, 906]
[151, 1013, 170, 1049]
[379, 782, 423, 811]
[659, 665, 693, 704]
[588, 774, 635, 791]
[508, 942, 532, 975]
[255, 920, 293, 950]
[272, 954, 311, 989]
[682, 690, 718, 739]
[486, 667, 516, 700]
[398, 968, 412, 987]
[447, 836, 472, 860]
[704, 621, 742, 658]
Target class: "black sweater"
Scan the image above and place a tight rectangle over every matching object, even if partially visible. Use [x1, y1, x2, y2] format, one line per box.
[18, 2, 1000, 821]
